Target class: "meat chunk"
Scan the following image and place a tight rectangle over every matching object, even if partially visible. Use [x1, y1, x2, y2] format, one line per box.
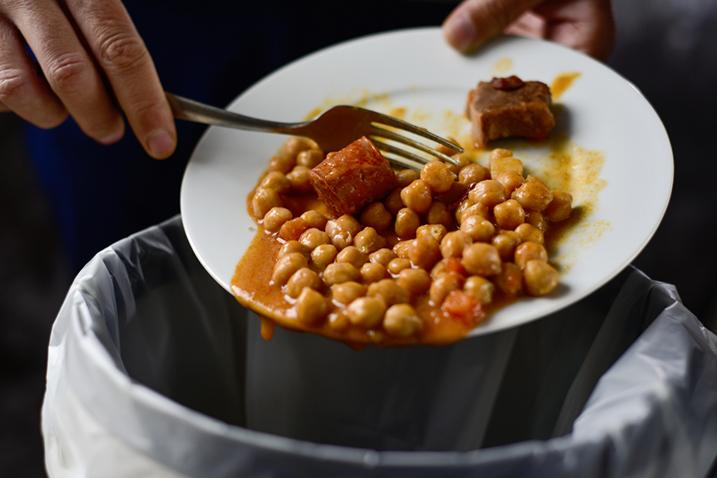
[310, 136, 397, 217]
[466, 76, 555, 147]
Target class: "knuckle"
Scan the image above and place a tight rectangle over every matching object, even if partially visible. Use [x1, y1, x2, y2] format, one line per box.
[130, 97, 165, 121]
[0, 67, 26, 102]
[46, 53, 88, 93]
[98, 29, 148, 72]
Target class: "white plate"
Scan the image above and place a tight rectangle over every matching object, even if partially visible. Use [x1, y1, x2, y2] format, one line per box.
[180, 28, 673, 338]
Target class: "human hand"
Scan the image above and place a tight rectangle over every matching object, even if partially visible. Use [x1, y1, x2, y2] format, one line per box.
[0, 0, 175, 159]
[443, 0, 615, 60]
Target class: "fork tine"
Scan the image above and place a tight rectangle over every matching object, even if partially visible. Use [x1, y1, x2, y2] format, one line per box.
[370, 127, 459, 165]
[381, 153, 424, 171]
[374, 140, 431, 168]
[364, 109, 464, 153]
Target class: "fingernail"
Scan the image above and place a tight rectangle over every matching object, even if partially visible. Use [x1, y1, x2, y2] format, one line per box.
[444, 11, 477, 52]
[146, 129, 175, 159]
[100, 127, 124, 145]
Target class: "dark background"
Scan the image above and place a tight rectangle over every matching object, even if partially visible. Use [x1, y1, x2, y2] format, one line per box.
[1, 0, 716, 475]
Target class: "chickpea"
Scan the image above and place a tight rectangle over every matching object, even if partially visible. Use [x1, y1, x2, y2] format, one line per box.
[263, 207, 292, 232]
[272, 252, 308, 285]
[446, 152, 472, 174]
[293, 288, 327, 325]
[400, 179, 432, 213]
[384, 188, 404, 215]
[361, 262, 388, 283]
[299, 228, 329, 250]
[489, 148, 513, 160]
[296, 148, 324, 168]
[458, 163, 489, 186]
[361, 202, 393, 232]
[286, 267, 322, 298]
[514, 241, 548, 269]
[387, 258, 411, 275]
[512, 176, 553, 212]
[395, 208, 421, 239]
[515, 223, 544, 244]
[335, 214, 361, 234]
[469, 180, 506, 207]
[393, 240, 413, 259]
[252, 188, 282, 218]
[346, 297, 386, 328]
[492, 232, 519, 261]
[322, 262, 360, 286]
[489, 154, 523, 177]
[310, 244, 337, 270]
[367, 279, 409, 306]
[279, 218, 310, 241]
[494, 199, 526, 230]
[336, 246, 368, 269]
[527, 211, 549, 232]
[462, 243, 502, 276]
[354, 227, 385, 254]
[300, 210, 327, 230]
[369, 248, 396, 266]
[286, 166, 313, 193]
[397, 268, 431, 296]
[440, 231, 472, 258]
[524, 260, 560, 296]
[431, 257, 466, 279]
[279, 240, 306, 258]
[493, 171, 524, 195]
[328, 312, 350, 332]
[396, 168, 420, 187]
[408, 235, 441, 270]
[460, 215, 495, 242]
[495, 262, 523, 295]
[331, 281, 367, 305]
[416, 224, 447, 244]
[544, 191, 573, 222]
[383, 304, 423, 337]
[268, 154, 295, 174]
[456, 202, 489, 225]
[421, 160, 456, 193]
[464, 276, 494, 304]
[260, 171, 291, 193]
[325, 215, 361, 249]
[427, 202, 453, 228]
[429, 272, 463, 305]
[281, 136, 313, 158]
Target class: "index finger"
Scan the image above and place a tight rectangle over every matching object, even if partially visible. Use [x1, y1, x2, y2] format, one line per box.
[65, 0, 176, 159]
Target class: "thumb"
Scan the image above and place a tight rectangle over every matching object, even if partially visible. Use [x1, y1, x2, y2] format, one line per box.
[443, 0, 543, 53]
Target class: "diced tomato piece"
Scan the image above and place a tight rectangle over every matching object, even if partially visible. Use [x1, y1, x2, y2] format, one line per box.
[444, 257, 467, 278]
[441, 290, 486, 326]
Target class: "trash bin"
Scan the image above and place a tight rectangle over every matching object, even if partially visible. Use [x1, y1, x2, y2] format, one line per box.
[42, 217, 717, 477]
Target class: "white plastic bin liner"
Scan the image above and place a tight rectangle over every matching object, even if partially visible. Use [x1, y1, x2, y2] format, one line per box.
[42, 217, 717, 477]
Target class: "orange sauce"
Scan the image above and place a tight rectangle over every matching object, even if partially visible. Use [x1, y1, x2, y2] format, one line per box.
[550, 72, 581, 100]
[231, 225, 487, 345]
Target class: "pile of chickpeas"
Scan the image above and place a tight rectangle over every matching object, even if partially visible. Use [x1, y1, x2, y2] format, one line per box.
[250, 137, 572, 340]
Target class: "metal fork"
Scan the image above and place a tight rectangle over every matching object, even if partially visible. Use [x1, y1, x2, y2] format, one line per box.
[167, 93, 463, 170]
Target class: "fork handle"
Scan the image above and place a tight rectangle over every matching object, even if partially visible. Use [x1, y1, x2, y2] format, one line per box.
[166, 92, 302, 134]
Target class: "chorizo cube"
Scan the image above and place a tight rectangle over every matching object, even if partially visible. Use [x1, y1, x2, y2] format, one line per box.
[310, 136, 397, 217]
[466, 76, 555, 148]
